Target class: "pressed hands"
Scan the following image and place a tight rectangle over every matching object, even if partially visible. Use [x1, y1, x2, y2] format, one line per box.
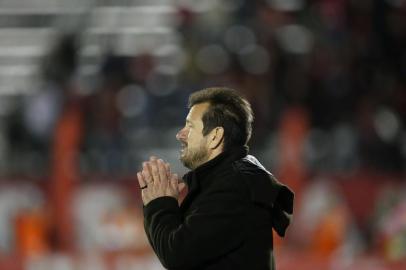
[137, 156, 186, 206]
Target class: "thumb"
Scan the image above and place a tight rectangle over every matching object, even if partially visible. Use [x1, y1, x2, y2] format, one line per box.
[169, 173, 179, 191]
[178, 182, 186, 193]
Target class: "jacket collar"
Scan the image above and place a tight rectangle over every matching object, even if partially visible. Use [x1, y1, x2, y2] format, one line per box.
[182, 145, 249, 187]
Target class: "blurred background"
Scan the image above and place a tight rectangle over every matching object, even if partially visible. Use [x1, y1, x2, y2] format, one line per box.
[0, 0, 405, 269]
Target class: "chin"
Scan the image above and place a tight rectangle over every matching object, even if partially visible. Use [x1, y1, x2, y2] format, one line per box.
[180, 159, 191, 169]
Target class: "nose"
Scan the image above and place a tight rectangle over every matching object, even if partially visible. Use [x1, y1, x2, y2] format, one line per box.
[176, 127, 187, 141]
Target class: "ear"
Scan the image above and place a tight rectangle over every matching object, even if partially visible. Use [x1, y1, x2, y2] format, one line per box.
[208, 127, 224, 150]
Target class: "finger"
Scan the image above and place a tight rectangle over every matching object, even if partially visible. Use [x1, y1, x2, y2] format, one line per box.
[178, 182, 186, 193]
[149, 159, 161, 183]
[157, 159, 168, 183]
[137, 172, 147, 188]
[165, 162, 171, 179]
[142, 162, 153, 184]
[149, 156, 158, 179]
[169, 173, 178, 191]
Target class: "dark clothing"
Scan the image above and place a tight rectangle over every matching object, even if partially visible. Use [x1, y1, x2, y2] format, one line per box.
[143, 146, 294, 270]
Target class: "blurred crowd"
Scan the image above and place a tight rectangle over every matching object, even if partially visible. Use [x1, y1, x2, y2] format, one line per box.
[0, 0, 405, 269]
[2, 0, 405, 176]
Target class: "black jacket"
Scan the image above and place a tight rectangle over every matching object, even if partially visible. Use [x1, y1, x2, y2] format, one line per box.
[143, 146, 294, 270]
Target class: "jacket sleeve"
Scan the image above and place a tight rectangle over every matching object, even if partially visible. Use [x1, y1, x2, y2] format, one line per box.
[143, 186, 247, 269]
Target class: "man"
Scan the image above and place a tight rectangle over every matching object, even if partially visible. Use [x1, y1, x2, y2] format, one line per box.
[137, 87, 294, 270]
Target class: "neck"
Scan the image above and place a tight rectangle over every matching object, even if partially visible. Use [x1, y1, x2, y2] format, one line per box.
[206, 147, 223, 163]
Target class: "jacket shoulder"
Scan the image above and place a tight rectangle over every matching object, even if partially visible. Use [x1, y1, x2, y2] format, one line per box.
[232, 155, 292, 210]
[232, 155, 271, 176]
[231, 155, 279, 201]
[232, 155, 294, 237]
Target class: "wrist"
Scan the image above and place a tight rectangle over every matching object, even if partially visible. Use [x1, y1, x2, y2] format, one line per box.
[143, 196, 178, 210]
[144, 194, 177, 206]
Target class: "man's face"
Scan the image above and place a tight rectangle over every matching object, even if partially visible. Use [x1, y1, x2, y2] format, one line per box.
[176, 102, 210, 169]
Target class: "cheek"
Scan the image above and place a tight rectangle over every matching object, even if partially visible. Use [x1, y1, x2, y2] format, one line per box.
[187, 130, 200, 144]
[186, 132, 193, 144]
[187, 129, 194, 139]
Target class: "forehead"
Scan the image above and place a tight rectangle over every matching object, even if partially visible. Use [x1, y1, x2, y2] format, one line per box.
[187, 102, 210, 122]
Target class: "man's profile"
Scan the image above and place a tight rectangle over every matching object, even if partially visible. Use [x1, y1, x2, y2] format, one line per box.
[137, 87, 294, 270]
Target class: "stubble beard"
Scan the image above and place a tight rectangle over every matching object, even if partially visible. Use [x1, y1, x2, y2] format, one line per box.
[180, 143, 209, 170]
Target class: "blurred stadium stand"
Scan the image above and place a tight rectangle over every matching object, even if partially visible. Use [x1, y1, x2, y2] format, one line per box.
[0, 0, 405, 269]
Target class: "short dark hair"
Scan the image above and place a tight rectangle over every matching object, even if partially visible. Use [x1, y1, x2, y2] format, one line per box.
[188, 87, 254, 151]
